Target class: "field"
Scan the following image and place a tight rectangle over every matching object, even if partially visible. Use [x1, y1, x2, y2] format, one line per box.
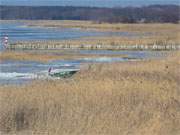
[0, 51, 179, 135]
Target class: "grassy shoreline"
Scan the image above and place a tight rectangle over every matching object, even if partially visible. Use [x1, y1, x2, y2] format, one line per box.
[0, 52, 179, 135]
[0, 51, 127, 62]
[10, 37, 180, 51]
[1, 20, 180, 50]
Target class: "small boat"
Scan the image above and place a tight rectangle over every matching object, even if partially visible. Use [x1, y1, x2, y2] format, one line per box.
[48, 68, 79, 78]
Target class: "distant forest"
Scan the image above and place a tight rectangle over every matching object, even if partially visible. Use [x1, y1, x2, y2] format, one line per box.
[0, 5, 179, 23]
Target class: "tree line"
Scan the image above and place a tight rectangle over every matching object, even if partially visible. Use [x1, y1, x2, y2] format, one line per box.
[0, 5, 179, 23]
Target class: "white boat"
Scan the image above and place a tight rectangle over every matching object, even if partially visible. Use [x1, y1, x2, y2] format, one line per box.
[48, 68, 80, 78]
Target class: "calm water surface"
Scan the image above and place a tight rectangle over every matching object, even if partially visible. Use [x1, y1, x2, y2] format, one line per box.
[0, 22, 140, 50]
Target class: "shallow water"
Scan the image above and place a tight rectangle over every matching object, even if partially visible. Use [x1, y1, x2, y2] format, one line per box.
[0, 22, 100, 50]
[0, 51, 170, 85]
[0, 56, 128, 85]
[0, 22, 171, 85]
[0, 22, 141, 51]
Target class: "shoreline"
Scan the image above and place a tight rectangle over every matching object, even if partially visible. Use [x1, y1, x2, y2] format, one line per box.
[8, 41, 180, 51]
[1, 20, 179, 51]
[0, 50, 128, 62]
[1, 20, 180, 32]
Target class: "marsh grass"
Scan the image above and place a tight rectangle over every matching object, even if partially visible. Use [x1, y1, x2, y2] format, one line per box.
[0, 51, 126, 62]
[0, 51, 63, 62]
[26, 20, 180, 44]
[0, 52, 180, 135]
[23, 20, 179, 32]
[12, 34, 180, 51]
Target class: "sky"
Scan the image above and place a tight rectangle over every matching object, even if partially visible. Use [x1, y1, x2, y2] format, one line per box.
[0, 0, 179, 7]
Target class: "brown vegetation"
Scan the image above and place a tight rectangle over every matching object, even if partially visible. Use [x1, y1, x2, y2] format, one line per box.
[0, 51, 126, 62]
[11, 34, 180, 51]
[25, 20, 180, 33]
[0, 51, 63, 62]
[27, 21, 180, 46]
[0, 52, 180, 135]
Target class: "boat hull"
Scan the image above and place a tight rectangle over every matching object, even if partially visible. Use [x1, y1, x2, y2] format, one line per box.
[49, 70, 78, 78]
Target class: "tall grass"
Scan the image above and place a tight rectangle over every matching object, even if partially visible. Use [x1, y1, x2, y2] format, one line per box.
[0, 52, 180, 135]
[0, 51, 63, 62]
[0, 51, 126, 62]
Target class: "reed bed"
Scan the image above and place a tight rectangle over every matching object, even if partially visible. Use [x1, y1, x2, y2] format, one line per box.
[27, 20, 180, 46]
[25, 20, 180, 40]
[0, 51, 63, 62]
[12, 34, 180, 51]
[0, 51, 126, 62]
[24, 20, 179, 32]
[0, 52, 180, 135]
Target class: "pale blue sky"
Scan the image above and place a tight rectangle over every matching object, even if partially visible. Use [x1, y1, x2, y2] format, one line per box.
[1, 0, 179, 7]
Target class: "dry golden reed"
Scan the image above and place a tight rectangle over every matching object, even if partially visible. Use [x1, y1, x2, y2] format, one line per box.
[0, 50, 126, 62]
[0, 52, 180, 135]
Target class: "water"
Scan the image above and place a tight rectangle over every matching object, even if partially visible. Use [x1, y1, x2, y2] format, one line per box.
[0, 50, 170, 85]
[0, 22, 102, 50]
[0, 22, 170, 85]
[0, 23, 104, 41]
[0, 60, 76, 85]
[0, 56, 125, 85]
[0, 22, 139, 51]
